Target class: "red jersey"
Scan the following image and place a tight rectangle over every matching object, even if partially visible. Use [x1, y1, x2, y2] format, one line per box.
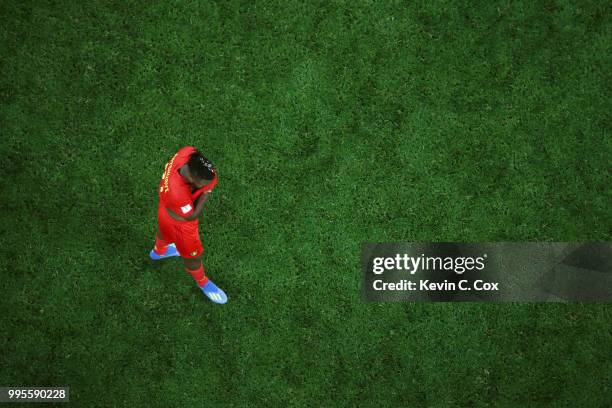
[158, 146, 218, 219]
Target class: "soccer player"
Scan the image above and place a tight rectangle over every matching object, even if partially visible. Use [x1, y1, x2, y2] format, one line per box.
[149, 146, 228, 304]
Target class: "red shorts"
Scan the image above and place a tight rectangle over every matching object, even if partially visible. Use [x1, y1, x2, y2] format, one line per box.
[157, 204, 203, 259]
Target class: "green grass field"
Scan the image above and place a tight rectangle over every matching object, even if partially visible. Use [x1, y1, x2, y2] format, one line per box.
[1, 1, 610, 406]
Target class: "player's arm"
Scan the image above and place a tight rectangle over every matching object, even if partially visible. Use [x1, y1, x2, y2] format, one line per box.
[166, 192, 210, 222]
[184, 192, 209, 221]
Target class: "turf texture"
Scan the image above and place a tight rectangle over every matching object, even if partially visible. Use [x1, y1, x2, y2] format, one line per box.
[1, 1, 610, 406]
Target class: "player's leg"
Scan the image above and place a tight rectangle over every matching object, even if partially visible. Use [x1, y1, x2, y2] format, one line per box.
[183, 257, 227, 304]
[184, 256, 209, 287]
[150, 209, 180, 260]
[154, 227, 169, 254]
[175, 227, 227, 304]
[150, 228, 180, 259]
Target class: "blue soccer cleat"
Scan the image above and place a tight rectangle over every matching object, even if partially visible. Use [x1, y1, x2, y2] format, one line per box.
[201, 280, 228, 304]
[149, 243, 180, 260]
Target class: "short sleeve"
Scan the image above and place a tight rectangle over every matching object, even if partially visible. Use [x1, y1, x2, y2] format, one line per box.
[164, 186, 194, 218]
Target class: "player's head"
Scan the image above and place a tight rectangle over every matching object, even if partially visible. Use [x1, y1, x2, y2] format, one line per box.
[186, 151, 216, 188]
